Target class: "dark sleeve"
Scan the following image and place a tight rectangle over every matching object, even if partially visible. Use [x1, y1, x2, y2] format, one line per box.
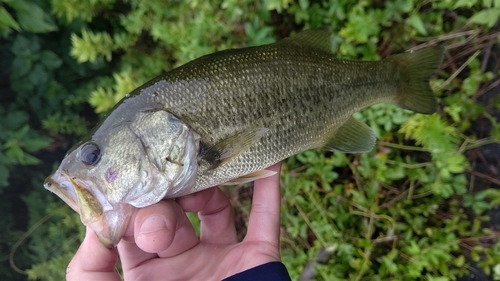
[222, 261, 291, 281]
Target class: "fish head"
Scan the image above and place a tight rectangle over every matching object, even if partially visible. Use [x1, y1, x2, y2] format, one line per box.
[44, 104, 199, 247]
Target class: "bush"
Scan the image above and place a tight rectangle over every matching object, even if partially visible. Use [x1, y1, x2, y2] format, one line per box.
[1, 0, 499, 280]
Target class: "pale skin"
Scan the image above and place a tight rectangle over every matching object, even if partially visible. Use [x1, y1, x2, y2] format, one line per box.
[66, 163, 282, 281]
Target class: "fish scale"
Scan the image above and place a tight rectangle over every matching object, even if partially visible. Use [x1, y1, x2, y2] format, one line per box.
[137, 44, 398, 189]
[45, 28, 444, 247]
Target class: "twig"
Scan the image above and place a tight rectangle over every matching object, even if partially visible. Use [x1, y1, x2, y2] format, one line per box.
[409, 30, 480, 51]
[437, 50, 481, 90]
[467, 170, 500, 186]
[411, 190, 434, 199]
[378, 141, 429, 152]
[354, 248, 372, 281]
[385, 160, 432, 169]
[461, 137, 500, 152]
[380, 189, 409, 208]
[9, 213, 54, 275]
[373, 235, 398, 244]
[473, 79, 500, 101]
[481, 39, 495, 72]
[295, 203, 326, 246]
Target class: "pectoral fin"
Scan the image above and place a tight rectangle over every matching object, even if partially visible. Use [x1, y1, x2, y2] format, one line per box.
[200, 128, 269, 169]
[220, 169, 277, 186]
[322, 117, 375, 153]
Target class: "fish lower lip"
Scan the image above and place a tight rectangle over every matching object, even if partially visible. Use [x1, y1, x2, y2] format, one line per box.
[70, 178, 104, 225]
[87, 203, 135, 248]
[46, 171, 130, 248]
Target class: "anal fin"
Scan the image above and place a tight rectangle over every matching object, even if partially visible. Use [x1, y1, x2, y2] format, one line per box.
[220, 169, 277, 186]
[322, 117, 376, 153]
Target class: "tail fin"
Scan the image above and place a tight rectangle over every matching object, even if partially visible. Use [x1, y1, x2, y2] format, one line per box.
[389, 46, 444, 114]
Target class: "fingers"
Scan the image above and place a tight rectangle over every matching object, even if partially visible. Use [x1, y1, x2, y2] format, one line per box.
[245, 162, 282, 247]
[118, 200, 199, 273]
[177, 187, 237, 244]
[66, 227, 120, 281]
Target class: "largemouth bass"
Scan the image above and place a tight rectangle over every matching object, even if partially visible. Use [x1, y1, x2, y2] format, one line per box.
[44, 28, 444, 247]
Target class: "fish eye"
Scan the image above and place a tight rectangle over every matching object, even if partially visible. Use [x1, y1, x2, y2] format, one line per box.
[81, 142, 101, 166]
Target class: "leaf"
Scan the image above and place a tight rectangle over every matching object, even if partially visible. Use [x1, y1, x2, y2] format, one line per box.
[0, 6, 20, 34]
[11, 34, 40, 55]
[400, 114, 458, 156]
[380, 255, 398, 274]
[2, 110, 28, 131]
[494, 263, 500, 280]
[454, 255, 465, 267]
[28, 64, 49, 86]
[22, 136, 52, 152]
[19, 153, 41, 165]
[469, 8, 500, 27]
[445, 154, 467, 173]
[472, 201, 492, 214]
[407, 14, 427, 35]
[339, 9, 381, 43]
[5, 0, 57, 33]
[405, 241, 421, 255]
[453, 0, 478, 8]
[11, 56, 32, 78]
[40, 51, 63, 70]
[70, 29, 114, 63]
[89, 86, 117, 113]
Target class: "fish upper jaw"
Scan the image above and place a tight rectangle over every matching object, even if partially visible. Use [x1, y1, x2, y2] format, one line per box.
[44, 171, 79, 213]
[44, 170, 134, 248]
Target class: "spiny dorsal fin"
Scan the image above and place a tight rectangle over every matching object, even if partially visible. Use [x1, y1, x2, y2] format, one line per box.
[322, 117, 375, 153]
[199, 128, 269, 169]
[278, 27, 333, 52]
[220, 169, 277, 186]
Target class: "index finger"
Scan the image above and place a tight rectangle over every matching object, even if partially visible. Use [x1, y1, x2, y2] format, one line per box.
[66, 227, 120, 281]
[245, 162, 282, 246]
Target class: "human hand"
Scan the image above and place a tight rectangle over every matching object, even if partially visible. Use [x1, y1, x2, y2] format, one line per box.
[67, 163, 283, 281]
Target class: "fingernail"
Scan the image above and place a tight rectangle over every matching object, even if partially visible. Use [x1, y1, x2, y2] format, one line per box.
[139, 216, 167, 235]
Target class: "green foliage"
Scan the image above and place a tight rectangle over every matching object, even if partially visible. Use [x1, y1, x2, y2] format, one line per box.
[70, 29, 114, 63]
[454, 0, 500, 27]
[0, 109, 52, 188]
[51, 0, 115, 22]
[0, 0, 57, 36]
[0, 1, 109, 280]
[42, 113, 88, 137]
[2, 0, 500, 280]
[22, 189, 83, 281]
[88, 70, 139, 113]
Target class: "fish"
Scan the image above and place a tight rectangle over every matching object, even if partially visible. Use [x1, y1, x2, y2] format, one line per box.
[44, 28, 444, 248]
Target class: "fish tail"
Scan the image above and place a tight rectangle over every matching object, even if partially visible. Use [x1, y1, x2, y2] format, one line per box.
[390, 46, 444, 114]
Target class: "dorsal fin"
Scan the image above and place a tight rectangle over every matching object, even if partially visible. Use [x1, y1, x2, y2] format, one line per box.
[277, 27, 333, 52]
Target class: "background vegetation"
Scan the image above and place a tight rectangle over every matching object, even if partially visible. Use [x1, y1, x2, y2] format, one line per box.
[1, 0, 500, 280]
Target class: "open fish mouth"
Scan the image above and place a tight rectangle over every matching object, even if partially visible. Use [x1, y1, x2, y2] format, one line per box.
[44, 171, 104, 225]
[44, 172, 81, 214]
[44, 171, 133, 248]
